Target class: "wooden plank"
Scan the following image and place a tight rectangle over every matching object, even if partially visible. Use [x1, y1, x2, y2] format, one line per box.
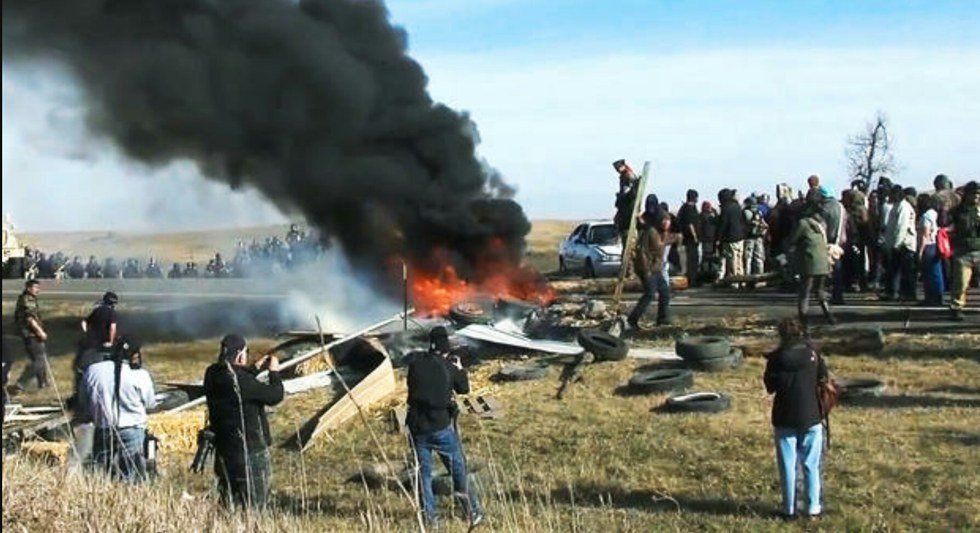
[612, 161, 651, 310]
[287, 355, 397, 451]
[164, 310, 411, 414]
[5, 414, 52, 422]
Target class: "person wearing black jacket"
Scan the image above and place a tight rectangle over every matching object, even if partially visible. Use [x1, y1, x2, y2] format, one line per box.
[764, 318, 829, 520]
[204, 334, 284, 509]
[677, 189, 702, 285]
[613, 159, 640, 244]
[716, 189, 747, 285]
[406, 327, 483, 527]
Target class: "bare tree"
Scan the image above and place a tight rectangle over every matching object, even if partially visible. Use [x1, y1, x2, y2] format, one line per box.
[846, 111, 898, 187]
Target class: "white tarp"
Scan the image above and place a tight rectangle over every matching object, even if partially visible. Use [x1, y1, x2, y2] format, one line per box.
[456, 322, 584, 355]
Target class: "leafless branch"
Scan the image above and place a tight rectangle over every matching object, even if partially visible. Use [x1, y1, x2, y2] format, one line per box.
[845, 111, 897, 187]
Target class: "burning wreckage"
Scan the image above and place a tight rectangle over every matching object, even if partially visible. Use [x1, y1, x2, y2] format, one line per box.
[2, 274, 644, 462]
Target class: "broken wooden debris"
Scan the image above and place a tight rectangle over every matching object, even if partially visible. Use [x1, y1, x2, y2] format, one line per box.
[286, 349, 398, 451]
[165, 310, 411, 414]
[459, 395, 503, 419]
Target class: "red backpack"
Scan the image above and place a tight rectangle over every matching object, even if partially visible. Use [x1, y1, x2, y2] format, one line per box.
[936, 227, 953, 259]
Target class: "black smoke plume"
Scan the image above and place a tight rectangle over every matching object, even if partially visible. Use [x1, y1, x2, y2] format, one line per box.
[2, 0, 530, 289]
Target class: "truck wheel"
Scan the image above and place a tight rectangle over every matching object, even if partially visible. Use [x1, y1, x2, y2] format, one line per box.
[449, 299, 496, 326]
[627, 369, 694, 394]
[663, 392, 732, 413]
[577, 329, 628, 361]
[559, 256, 567, 273]
[687, 347, 743, 372]
[585, 259, 597, 279]
[675, 336, 731, 361]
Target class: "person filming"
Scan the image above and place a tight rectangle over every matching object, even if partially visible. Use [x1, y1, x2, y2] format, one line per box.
[203, 334, 284, 509]
[406, 327, 484, 527]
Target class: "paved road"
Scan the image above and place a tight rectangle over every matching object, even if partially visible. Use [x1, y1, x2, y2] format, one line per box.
[4, 278, 978, 333]
[2, 278, 290, 302]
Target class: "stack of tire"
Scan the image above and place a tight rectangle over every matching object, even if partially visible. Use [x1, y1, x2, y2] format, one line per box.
[675, 336, 743, 372]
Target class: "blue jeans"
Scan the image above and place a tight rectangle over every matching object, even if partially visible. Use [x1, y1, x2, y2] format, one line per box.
[216, 448, 272, 509]
[412, 425, 482, 523]
[774, 424, 824, 516]
[921, 244, 945, 305]
[92, 426, 147, 483]
[628, 271, 670, 325]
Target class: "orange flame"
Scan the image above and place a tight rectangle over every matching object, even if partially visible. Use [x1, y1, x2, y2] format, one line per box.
[404, 241, 554, 317]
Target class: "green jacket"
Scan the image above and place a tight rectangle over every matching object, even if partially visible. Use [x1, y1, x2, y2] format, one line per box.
[791, 216, 830, 276]
[950, 202, 980, 254]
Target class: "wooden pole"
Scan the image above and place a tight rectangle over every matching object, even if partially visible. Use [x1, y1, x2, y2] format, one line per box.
[402, 261, 409, 332]
[612, 161, 650, 310]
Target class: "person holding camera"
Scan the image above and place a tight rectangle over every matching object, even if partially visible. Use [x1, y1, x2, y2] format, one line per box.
[406, 327, 484, 527]
[79, 336, 156, 483]
[203, 334, 284, 509]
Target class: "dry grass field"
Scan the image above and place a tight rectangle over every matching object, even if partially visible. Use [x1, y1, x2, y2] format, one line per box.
[3, 295, 979, 531]
[19, 219, 579, 274]
[20, 225, 291, 265]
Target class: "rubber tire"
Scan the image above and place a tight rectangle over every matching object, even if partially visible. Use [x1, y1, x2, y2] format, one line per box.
[687, 347, 743, 372]
[627, 369, 694, 394]
[449, 299, 495, 326]
[675, 336, 731, 361]
[559, 256, 567, 274]
[837, 378, 886, 398]
[150, 389, 190, 413]
[663, 392, 732, 413]
[496, 362, 550, 382]
[577, 329, 629, 361]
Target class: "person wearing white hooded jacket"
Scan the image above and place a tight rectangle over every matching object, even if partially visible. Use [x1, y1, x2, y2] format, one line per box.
[883, 186, 918, 301]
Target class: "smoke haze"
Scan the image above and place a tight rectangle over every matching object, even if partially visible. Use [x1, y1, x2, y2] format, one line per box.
[2, 0, 530, 289]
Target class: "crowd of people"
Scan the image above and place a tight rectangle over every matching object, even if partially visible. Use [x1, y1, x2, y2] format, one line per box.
[613, 160, 979, 326]
[18, 224, 323, 281]
[2, 281, 482, 526]
[3, 276, 832, 525]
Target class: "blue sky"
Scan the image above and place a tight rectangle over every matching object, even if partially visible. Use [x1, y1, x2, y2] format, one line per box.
[3, 0, 979, 231]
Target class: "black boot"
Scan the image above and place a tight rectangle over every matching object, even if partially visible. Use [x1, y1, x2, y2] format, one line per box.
[820, 301, 837, 326]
